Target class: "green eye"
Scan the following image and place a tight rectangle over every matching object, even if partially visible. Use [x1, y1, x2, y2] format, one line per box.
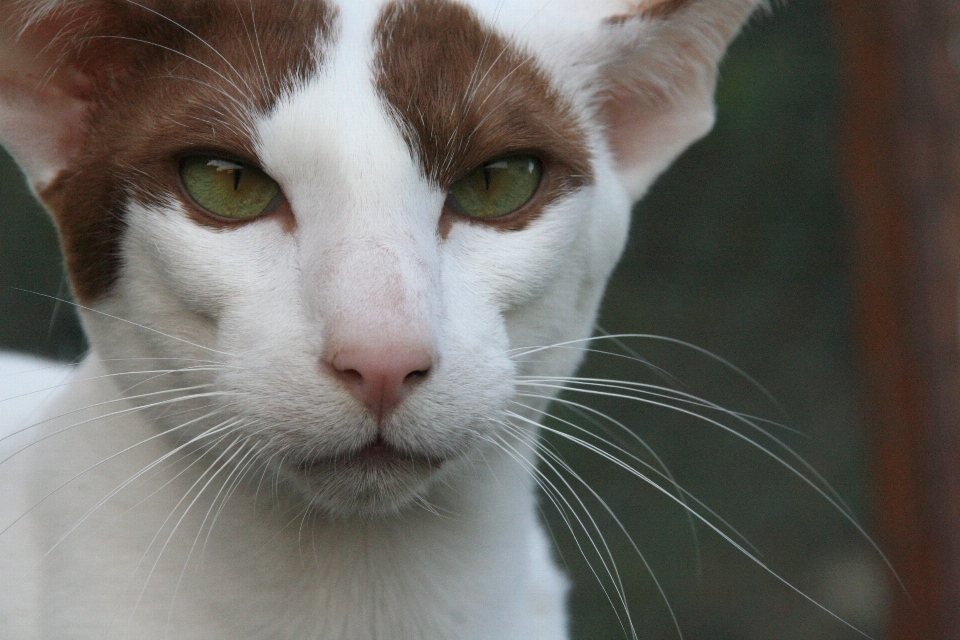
[448, 156, 542, 219]
[180, 156, 280, 220]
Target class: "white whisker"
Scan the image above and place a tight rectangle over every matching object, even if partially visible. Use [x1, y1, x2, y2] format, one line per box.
[512, 395, 758, 557]
[502, 409, 875, 638]
[129, 429, 252, 628]
[13, 290, 235, 357]
[514, 380, 900, 586]
[483, 428, 640, 640]
[121, 0, 255, 94]
[1, 404, 232, 540]
[510, 333, 785, 416]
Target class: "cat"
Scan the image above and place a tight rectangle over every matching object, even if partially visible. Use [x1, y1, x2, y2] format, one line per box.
[0, 0, 765, 638]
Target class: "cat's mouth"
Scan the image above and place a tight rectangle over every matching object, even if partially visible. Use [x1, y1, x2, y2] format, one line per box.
[296, 435, 445, 473]
[286, 435, 448, 516]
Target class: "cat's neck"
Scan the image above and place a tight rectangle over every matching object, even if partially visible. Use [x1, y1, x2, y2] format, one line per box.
[9, 353, 560, 639]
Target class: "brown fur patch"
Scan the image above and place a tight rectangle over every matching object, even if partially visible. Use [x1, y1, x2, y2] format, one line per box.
[641, 0, 696, 19]
[607, 0, 695, 24]
[26, 0, 336, 302]
[373, 0, 592, 232]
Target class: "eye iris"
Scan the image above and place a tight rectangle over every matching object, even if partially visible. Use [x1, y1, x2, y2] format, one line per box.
[180, 156, 279, 220]
[449, 156, 542, 219]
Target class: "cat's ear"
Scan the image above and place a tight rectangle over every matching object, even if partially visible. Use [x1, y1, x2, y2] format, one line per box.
[0, 2, 140, 192]
[591, 0, 764, 200]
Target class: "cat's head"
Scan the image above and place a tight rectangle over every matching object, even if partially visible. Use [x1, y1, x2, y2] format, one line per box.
[0, 0, 759, 515]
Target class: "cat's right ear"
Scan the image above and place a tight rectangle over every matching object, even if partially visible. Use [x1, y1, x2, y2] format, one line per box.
[0, 2, 134, 192]
[588, 0, 764, 201]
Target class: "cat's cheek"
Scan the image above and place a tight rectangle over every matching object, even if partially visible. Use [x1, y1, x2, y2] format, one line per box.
[443, 197, 587, 311]
[583, 164, 633, 284]
[121, 201, 297, 324]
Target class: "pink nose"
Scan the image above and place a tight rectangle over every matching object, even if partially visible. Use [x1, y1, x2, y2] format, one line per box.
[328, 347, 433, 420]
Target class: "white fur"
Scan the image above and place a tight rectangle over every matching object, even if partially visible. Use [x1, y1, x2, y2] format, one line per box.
[0, 1, 761, 637]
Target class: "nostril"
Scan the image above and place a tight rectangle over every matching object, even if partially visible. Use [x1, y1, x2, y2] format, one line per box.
[335, 367, 363, 384]
[403, 368, 430, 384]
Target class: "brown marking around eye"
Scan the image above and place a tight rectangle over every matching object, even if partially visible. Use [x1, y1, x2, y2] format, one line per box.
[372, 0, 593, 234]
[32, 0, 337, 303]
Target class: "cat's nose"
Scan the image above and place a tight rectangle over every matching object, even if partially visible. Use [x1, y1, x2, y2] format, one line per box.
[328, 347, 433, 420]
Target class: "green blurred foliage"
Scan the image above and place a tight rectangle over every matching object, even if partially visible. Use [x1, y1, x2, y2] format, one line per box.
[0, 1, 884, 638]
[0, 151, 87, 360]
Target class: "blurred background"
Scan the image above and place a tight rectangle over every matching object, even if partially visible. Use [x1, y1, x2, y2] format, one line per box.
[2, 0, 958, 638]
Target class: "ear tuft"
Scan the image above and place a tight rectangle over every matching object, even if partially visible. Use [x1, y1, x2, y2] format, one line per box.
[593, 0, 766, 200]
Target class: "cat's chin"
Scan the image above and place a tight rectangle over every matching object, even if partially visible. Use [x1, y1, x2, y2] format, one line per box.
[283, 442, 447, 518]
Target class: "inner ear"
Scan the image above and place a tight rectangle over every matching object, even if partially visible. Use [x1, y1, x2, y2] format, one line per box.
[601, 82, 715, 201]
[594, 0, 763, 201]
[0, 2, 139, 191]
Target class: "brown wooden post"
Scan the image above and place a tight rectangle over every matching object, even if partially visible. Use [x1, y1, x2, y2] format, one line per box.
[831, 0, 960, 637]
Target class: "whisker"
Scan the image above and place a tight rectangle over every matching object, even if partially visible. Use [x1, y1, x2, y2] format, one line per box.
[197, 425, 278, 562]
[517, 381, 881, 560]
[118, 408, 251, 514]
[594, 325, 686, 390]
[511, 395, 759, 556]
[483, 429, 638, 640]
[227, 0, 268, 91]
[520, 382, 882, 567]
[106, 419, 246, 635]
[245, 0, 271, 89]
[117, 366, 229, 396]
[130, 428, 252, 625]
[31, 416, 246, 572]
[519, 395, 708, 567]
[0, 403, 232, 540]
[532, 441, 679, 640]
[97, 357, 228, 365]
[510, 333, 786, 417]
[12, 289, 235, 357]
[501, 409, 876, 638]
[0, 387, 236, 465]
[167, 436, 267, 632]
[158, 74, 253, 118]
[0, 360, 74, 379]
[494, 422, 680, 640]
[119, 0, 255, 94]
[519, 376, 801, 436]
[486, 430, 628, 634]
[1, 366, 230, 409]
[251, 449, 285, 510]
[517, 344, 686, 390]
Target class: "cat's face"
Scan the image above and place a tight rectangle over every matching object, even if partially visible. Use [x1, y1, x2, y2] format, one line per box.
[0, 0, 757, 515]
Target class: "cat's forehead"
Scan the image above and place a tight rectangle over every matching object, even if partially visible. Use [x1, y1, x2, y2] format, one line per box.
[257, 0, 592, 206]
[34, 0, 607, 302]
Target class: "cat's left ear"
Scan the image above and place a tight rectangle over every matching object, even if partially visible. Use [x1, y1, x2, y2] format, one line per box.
[588, 0, 765, 200]
[0, 2, 140, 192]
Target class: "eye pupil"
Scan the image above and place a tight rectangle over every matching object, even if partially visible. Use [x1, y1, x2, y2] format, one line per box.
[233, 169, 242, 191]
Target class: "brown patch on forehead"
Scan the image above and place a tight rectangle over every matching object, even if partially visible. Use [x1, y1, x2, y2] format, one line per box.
[373, 0, 592, 210]
[33, 0, 336, 302]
